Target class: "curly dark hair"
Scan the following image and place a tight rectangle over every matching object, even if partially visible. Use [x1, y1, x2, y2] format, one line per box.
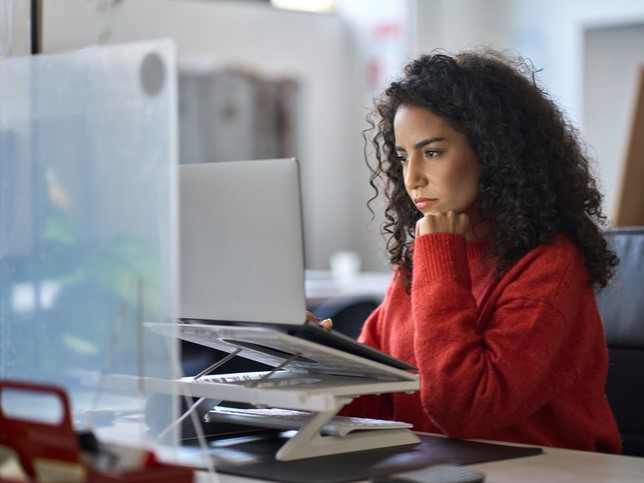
[365, 48, 618, 289]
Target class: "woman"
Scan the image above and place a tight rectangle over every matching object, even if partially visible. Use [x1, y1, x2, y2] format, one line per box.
[341, 48, 621, 453]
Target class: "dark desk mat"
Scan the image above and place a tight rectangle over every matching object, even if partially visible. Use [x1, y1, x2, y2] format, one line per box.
[208, 432, 543, 483]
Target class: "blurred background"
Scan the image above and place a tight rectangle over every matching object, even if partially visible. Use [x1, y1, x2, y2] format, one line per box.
[7, 0, 644, 273]
[3, 0, 643, 452]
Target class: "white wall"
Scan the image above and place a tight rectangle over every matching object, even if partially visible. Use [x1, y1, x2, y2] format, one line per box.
[412, 0, 515, 57]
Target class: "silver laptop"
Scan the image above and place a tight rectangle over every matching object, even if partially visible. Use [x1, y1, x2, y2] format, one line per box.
[179, 158, 306, 325]
[172, 158, 416, 376]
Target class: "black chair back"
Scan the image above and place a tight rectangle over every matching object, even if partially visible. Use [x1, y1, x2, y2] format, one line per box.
[597, 227, 644, 456]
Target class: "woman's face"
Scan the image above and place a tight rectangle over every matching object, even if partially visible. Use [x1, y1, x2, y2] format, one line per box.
[393, 105, 482, 224]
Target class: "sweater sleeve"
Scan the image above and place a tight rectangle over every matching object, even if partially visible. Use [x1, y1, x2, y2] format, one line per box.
[411, 233, 584, 439]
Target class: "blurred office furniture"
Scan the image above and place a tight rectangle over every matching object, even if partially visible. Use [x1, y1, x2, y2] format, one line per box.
[178, 65, 298, 165]
[596, 226, 644, 457]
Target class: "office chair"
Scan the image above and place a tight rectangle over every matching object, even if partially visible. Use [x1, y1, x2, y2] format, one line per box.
[596, 226, 644, 457]
[313, 295, 380, 339]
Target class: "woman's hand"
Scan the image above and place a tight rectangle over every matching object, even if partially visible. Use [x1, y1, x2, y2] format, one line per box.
[306, 311, 333, 329]
[416, 210, 470, 237]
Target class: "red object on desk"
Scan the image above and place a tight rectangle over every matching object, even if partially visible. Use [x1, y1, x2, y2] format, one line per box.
[0, 379, 193, 482]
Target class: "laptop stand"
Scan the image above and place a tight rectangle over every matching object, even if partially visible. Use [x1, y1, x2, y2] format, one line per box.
[145, 323, 421, 461]
[265, 409, 419, 461]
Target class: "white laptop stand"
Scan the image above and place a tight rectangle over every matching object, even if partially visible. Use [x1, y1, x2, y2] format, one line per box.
[148, 323, 421, 461]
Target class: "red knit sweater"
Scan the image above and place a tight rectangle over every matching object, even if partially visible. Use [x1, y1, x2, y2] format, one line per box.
[343, 233, 621, 453]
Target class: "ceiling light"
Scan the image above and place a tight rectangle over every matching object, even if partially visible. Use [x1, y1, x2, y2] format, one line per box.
[270, 0, 336, 13]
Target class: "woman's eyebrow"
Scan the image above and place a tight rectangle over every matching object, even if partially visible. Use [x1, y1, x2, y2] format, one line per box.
[395, 137, 447, 152]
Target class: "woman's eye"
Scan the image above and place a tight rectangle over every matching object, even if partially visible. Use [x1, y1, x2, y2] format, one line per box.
[397, 154, 408, 164]
[425, 150, 440, 158]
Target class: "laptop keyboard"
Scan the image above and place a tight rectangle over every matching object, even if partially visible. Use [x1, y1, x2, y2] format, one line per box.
[204, 406, 412, 437]
[188, 371, 322, 388]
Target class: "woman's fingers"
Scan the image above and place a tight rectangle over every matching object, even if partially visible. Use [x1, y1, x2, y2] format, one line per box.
[416, 211, 470, 236]
[306, 311, 333, 328]
[318, 318, 333, 328]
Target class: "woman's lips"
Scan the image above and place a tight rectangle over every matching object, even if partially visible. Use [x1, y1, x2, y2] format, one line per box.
[414, 197, 438, 210]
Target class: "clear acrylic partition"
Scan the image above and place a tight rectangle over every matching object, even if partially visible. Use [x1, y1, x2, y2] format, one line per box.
[0, 39, 180, 452]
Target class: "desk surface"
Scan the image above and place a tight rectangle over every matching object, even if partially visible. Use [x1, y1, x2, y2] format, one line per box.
[196, 441, 644, 483]
[471, 444, 644, 482]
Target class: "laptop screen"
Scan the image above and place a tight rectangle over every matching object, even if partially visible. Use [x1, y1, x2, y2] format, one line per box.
[179, 158, 307, 325]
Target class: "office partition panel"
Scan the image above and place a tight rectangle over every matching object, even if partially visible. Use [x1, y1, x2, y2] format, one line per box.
[0, 38, 180, 453]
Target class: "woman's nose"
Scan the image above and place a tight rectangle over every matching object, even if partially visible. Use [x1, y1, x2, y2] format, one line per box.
[404, 156, 426, 191]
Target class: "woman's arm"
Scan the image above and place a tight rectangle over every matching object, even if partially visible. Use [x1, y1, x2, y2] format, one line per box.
[411, 233, 587, 438]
